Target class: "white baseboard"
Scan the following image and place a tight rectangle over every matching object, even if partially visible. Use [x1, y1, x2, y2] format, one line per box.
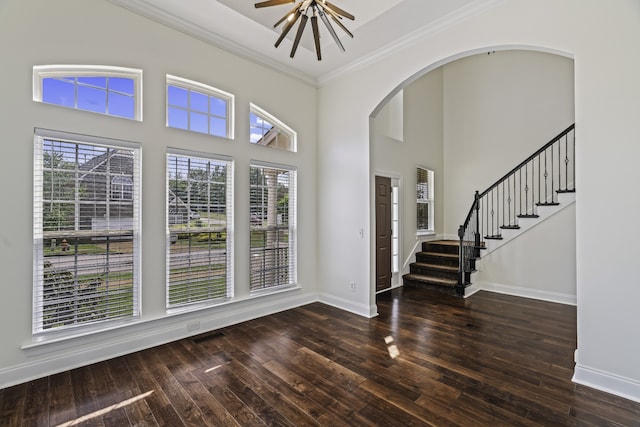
[463, 283, 481, 298]
[0, 291, 317, 390]
[573, 364, 640, 404]
[478, 281, 576, 306]
[318, 293, 378, 318]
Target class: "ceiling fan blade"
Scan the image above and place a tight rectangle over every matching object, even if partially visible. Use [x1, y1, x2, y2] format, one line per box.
[321, 1, 354, 20]
[311, 14, 322, 60]
[255, 0, 294, 8]
[275, 9, 301, 47]
[290, 14, 309, 58]
[319, 9, 345, 52]
[273, 3, 302, 28]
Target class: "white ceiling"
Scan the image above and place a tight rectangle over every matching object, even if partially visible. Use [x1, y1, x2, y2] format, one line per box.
[108, 0, 493, 85]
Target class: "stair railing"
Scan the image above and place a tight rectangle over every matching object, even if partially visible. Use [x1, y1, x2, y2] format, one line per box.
[457, 124, 576, 294]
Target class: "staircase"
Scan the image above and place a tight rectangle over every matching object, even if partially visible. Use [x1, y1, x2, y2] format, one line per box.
[402, 240, 462, 296]
[403, 124, 575, 297]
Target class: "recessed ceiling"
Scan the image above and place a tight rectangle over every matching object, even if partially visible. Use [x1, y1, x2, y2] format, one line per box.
[108, 0, 493, 85]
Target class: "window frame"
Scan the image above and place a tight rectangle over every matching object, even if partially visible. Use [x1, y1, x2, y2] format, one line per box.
[166, 149, 234, 311]
[416, 166, 435, 234]
[166, 74, 235, 140]
[249, 103, 297, 152]
[33, 128, 141, 337]
[33, 65, 143, 121]
[249, 161, 297, 294]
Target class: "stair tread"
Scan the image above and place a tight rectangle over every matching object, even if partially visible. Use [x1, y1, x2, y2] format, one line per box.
[418, 251, 458, 259]
[536, 202, 560, 206]
[403, 274, 457, 287]
[500, 225, 520, 230]
[411, 262, 458, 272]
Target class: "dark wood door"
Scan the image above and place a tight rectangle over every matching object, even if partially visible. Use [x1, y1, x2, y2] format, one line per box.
[375, 176, 392, 291]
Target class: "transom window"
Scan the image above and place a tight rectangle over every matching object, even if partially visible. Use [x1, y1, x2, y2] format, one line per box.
[250, 104, 296, 152]
[33, 129, 141, 335]
[167, 75, 234, 139]
[417, 167, 434, 233]
[167, 151, 233, 309]
[33, 65, 142, 121]
[250, 163, 297, 293]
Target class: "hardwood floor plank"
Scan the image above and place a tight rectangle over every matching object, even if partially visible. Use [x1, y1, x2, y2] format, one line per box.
[106, 356, 158, 426]
[0, 383, 26, 427]
[22, 377, 49, 426]
[125, 351, 187, 426]
[48, 371, 77, 426]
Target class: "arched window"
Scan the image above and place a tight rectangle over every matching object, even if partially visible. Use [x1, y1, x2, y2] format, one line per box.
[33, 65, 142, 120]
[250, 104, 296, 152]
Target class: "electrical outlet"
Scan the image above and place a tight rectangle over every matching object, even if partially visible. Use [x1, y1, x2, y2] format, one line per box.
[350, 281, 356, 292]
[187, 321, 200, 332]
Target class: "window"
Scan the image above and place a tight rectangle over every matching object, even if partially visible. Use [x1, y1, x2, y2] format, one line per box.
[250, 163, 297, 293]
[33, 65, 142, 120]
[167, 152, 233, 308]
[250, 104, 296, 152]
[167, 75, 234, 139]
[111, 175, 133, 201]
[33, 129, 141, 335]
[417, 167, 434, 233]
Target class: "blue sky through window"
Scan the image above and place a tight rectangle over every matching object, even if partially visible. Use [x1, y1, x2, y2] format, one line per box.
[167, 84, 228, 138]
[41, 75, 136, 119]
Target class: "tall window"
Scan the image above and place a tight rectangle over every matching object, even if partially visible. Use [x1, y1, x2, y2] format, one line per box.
[249, 163, 297, 293]
[167, 75, 234, 139]
[250, 104, 296, 152]
[417, 167, 434, 233]
[167, 152, 233, 308]
[33, 65, 142, 121]
[33, 129, 141, 335]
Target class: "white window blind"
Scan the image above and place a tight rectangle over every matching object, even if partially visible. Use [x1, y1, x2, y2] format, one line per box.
[33, 65, 142, 121]
[417, 167, 434, 232]
[167, 152, 233, 308]
[249, 163, 297, 293]
[33, 129, 141, 334]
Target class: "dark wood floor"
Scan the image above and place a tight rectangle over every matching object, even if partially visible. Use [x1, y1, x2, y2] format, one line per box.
[2, 288, 640, 426]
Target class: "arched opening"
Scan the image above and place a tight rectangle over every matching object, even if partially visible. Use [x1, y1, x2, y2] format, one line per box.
[370, 47, 576, 305]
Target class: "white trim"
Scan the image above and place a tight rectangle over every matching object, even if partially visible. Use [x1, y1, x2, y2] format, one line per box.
[463, 283, 482, 298]
[33, 65, 143, 121]
[573, 364, 640, 404]
[318, 292, 378, 318]
[478, 281, 576, 306]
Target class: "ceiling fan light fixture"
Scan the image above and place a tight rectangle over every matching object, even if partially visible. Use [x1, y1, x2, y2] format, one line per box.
[255, 0, 354, 60]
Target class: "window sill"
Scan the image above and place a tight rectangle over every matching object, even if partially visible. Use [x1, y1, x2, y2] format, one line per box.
[416, 230, 436, 237]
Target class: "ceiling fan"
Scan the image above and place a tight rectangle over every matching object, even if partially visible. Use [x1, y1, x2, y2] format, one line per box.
[255, 0, 355, 60]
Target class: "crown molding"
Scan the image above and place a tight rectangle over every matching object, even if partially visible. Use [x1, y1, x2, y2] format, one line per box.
[317, 0, 505, 86]
[107, 0, 318, 87]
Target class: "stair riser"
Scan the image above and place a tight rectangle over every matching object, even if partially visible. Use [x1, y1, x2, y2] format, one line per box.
[415, 253, 459, 268]
[403, 279, 461, 297]
[409, 264, 458, 281]
[421, 242, 459, 255]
